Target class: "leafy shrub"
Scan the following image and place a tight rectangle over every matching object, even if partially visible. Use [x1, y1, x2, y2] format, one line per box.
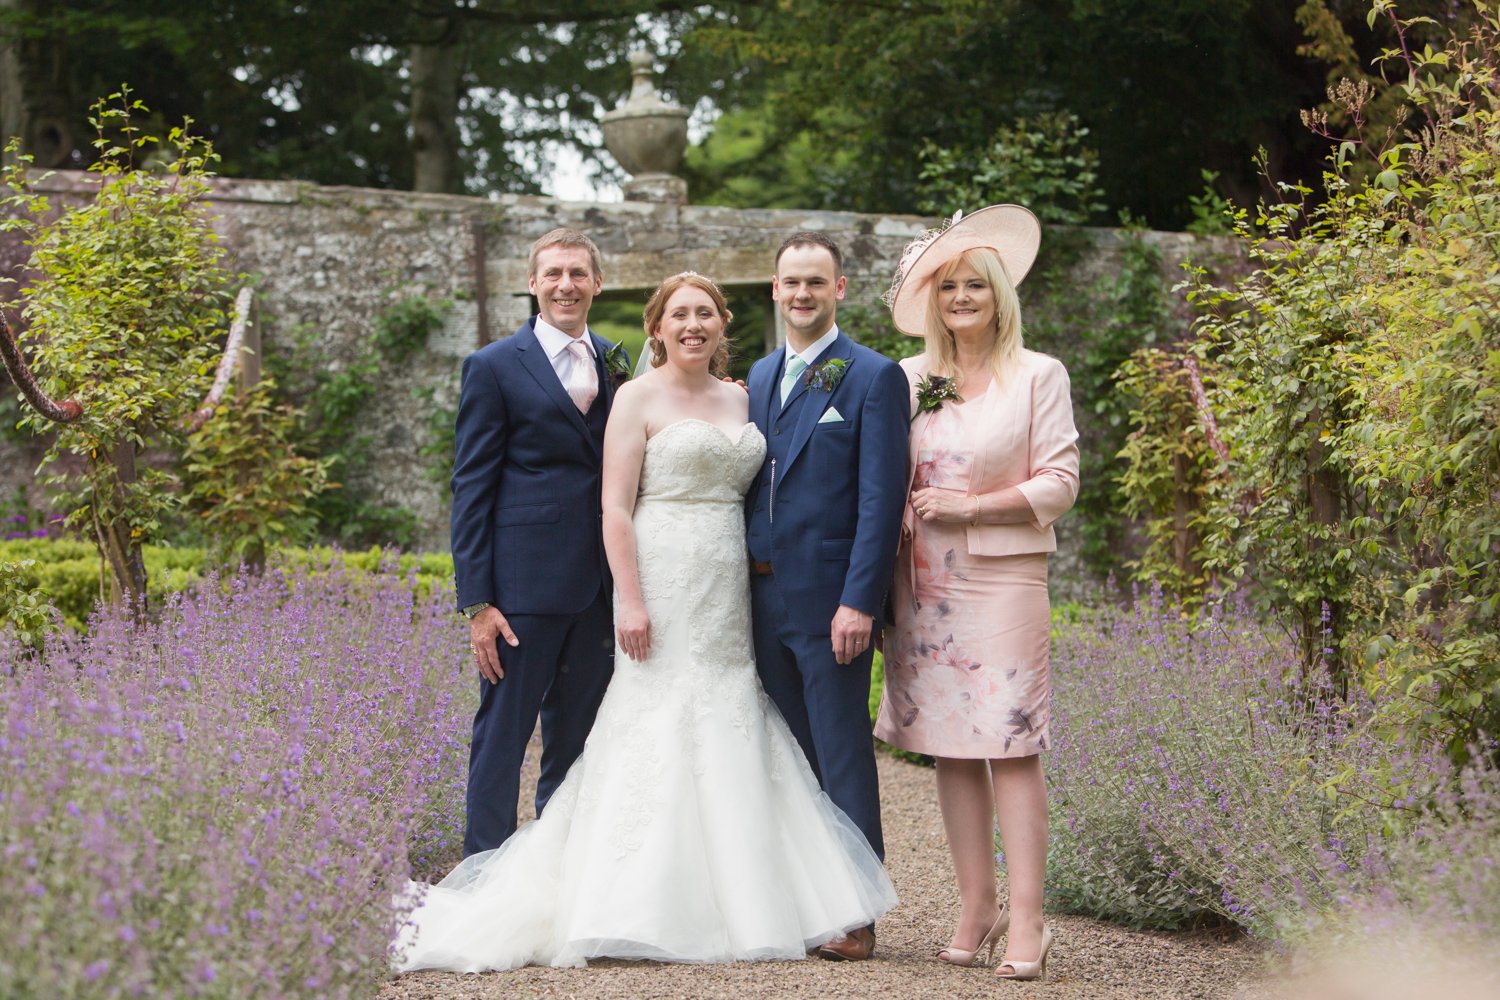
[916, 112, 1106, 224]
[1046, 588, 1441, 936]
[0, 557, 473, 997]
[181, 377, 333, 570]
[1119, 6, 1500, 757]
[0, 538, 455, 629]
[1, 92, 236, 608]
[0, 558, 57, 646]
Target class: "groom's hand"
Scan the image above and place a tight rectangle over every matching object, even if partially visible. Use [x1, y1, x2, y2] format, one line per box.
[470, 606, 519, 684]
[831, 605, 874, 665]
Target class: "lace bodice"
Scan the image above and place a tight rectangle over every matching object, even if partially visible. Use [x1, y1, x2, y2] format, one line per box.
[638, 419, 765, 504]
[395, 413, 896, 975]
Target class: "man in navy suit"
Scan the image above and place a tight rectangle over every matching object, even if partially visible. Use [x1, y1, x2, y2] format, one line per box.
[745, 233, 908, 960]
[450, 229, 622, 856]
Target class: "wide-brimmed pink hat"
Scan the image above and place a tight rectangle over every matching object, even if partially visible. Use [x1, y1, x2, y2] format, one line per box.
[883, 204, 1041, 336]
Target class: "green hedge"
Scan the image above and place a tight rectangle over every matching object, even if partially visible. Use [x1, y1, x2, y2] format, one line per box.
[0, 539, 455, 629]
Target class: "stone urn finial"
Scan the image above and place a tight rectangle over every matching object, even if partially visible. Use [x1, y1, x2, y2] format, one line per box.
[601, 49, 690, 204]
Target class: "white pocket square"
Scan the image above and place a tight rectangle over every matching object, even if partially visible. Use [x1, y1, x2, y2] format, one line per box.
[818, 407, 845, 424]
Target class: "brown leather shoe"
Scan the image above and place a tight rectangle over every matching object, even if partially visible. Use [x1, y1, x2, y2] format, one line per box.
[816, 926, 875, 961]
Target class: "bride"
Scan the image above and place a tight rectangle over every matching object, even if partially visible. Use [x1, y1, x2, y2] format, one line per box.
[396, 272, 897, 972]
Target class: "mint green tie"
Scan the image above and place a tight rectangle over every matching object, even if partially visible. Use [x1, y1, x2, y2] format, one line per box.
[780, 354, 808, 405]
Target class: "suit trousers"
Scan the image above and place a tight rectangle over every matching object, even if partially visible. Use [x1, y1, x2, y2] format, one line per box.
[463, 587, 614, 856]
[750, 574, 884, 861]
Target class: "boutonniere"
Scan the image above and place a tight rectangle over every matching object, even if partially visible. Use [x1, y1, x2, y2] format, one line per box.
[603, 342, 631, 386]
[914, 374, 962, 414]
[803, 357, 848, 393]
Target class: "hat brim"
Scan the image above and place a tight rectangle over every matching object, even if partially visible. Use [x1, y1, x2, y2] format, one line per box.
[889, 204, 1041, 337]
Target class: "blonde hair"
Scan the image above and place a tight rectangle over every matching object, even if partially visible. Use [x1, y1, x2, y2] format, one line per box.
[642, 272, 734, 377]
[922, 247, 1023, 384]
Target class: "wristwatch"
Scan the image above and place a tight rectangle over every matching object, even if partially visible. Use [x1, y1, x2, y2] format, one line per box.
[461, 602, 492, 620]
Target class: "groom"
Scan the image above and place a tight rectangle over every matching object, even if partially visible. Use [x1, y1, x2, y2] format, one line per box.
[746, 232, 909, 960]
[450, 228, 621, 856]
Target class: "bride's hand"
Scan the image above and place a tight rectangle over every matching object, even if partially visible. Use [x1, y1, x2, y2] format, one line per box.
[616, 602, 652, 661]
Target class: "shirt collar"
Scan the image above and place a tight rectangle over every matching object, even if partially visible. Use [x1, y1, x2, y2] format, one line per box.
[786, 325, 840, 370]
[534, 316, 595, 360]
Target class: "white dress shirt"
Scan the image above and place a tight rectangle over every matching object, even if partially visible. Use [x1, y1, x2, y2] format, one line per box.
[784, 325, 840, 378]
[534, 316, 597, 386]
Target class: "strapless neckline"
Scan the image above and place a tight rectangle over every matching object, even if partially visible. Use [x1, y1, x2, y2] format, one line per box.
[648, 418, 756, 446]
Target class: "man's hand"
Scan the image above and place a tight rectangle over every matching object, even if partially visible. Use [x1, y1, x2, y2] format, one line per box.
[469, 606, 519, 684]
[616, 600, 652, 662]
[910, 486, 974, 524]
[831, 604, 874, 665]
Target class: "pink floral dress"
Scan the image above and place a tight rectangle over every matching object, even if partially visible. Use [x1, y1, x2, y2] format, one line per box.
[875, 390, 1051, 759]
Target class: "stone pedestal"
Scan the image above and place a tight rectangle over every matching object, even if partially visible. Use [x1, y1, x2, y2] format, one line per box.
[622, 174, 688, 204]
[601, 50, 690, 205]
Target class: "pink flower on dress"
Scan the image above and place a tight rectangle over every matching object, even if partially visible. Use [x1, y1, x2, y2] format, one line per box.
[913, 448, 969, 491]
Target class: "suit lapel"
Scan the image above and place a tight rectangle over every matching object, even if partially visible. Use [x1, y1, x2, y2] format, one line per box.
[590, 331, 617, 412]
[515, 321, 595, 446]
[782, 334, 854, 474]
[754, 347, 785, 431]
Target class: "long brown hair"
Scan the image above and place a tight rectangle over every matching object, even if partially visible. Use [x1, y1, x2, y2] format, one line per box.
[642, 272, 734, 377]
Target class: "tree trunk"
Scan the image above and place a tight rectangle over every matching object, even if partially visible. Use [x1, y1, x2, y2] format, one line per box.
[1304, 431, 1347, 695]
[0, 0, 73, 167]
[90, 442, 149, 618]
[1172, 451, 1194, 577]
[409, 19, 463, 194]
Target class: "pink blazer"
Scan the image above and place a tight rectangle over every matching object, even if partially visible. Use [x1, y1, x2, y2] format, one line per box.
[901, 350, 1080, 556]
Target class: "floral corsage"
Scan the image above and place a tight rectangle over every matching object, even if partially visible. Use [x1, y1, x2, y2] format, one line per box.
[803, 357, 848, 393]
[603, 342, 632, 386]
[914, 374, 962, 414]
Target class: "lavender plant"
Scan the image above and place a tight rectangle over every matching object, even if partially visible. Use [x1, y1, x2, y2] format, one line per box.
[0, 556, 472, 997]
[1301, 752, 1500, 967]
[1046, 588, 1441, 937]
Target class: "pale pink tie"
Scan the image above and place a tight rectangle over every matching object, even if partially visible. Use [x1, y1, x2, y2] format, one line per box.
[565, 338, 598, 413]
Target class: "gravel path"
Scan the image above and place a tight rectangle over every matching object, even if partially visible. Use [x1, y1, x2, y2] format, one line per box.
[383, 747, 1264, 1000]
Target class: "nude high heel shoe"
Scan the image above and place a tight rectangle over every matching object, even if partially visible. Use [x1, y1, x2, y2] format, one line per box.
[995, 924, 1053, 981]
[936, 904, 1009, 966]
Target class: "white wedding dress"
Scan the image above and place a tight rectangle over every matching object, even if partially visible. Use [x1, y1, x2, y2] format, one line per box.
[396, 419, 896, 972]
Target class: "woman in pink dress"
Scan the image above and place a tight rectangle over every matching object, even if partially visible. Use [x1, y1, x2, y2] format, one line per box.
[875, 205, 1079, 981]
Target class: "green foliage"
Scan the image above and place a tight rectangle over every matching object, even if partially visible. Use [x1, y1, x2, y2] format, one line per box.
[0, 378, 29, 445]
[1123, 4, 1500, 758]
[0, 536, 454, 628]
[1184, 170, 1236, 236]
[372, 291, 452, 362]
[263, 290, 453, 548]
[0, 538, 202, 629]
[414, 385, 458, 487]
[685, 0, 1378, 225]
[916, 113, 1107, 225]
[1, 91, 235, 607]
[0, 558, 58, 646]
[180, 377, 332, 570]
[1025, 228, 1175, 577]
[1115, 345, 1225, 600]
[838, 300, 922, 364]
[680, 103, 865, 210]
[6, 2, 707, 195]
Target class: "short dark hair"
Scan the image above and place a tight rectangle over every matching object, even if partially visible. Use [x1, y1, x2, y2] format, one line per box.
[528, 228, 603, 279]
[774, 232, 843, 275]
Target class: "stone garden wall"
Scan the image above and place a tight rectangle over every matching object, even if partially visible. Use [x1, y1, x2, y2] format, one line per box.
[1, 171, 1231, 590]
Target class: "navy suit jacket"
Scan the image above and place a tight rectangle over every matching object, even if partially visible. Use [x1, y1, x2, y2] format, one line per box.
[449, 318, 621, 615]
[745, 331, 909, 635]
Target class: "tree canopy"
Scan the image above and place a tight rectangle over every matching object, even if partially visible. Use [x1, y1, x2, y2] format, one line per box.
[0, 0, 1477, 225]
